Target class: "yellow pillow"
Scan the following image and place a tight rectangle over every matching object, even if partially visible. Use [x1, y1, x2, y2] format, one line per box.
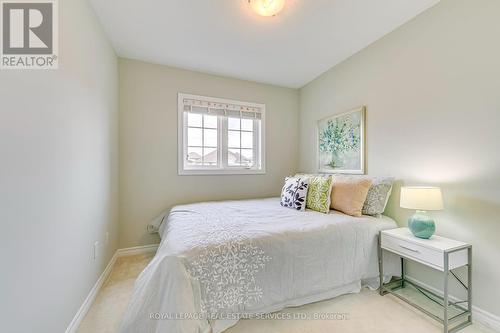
[330, 175, 372, 217]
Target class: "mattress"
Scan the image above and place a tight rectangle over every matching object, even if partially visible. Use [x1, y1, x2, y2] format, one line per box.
[121, 198, 399, 333]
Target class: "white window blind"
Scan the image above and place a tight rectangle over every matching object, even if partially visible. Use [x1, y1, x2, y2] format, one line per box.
[182, 97, 263, 119]
[178, 93, 266, 175]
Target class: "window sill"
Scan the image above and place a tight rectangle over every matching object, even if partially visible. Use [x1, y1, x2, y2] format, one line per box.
[178, 168, 266, 176]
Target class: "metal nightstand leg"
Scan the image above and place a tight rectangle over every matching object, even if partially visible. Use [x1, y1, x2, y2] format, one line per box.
[379, 232, 384, 296]
[446, 246, 473, 333]
[467, 247, 472, 325]
[444, 251, 449, 333]
[401, 257, 405, 288]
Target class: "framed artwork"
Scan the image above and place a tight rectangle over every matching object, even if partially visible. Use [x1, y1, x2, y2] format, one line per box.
[317, 106, 365, 174]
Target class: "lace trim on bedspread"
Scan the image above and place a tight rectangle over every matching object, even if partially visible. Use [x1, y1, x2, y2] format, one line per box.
[177, 206, 272, 315]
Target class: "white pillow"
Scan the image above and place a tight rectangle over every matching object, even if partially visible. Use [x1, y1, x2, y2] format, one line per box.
[280, 176, 309, 211]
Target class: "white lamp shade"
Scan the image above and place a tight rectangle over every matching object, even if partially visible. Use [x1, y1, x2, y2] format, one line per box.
[400, 187, 444, 211]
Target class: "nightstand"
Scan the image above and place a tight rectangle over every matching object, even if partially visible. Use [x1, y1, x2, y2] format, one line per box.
[379, 228, 472, 333]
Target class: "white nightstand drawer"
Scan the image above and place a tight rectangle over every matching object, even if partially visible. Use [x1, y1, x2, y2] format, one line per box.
[381, 229, 468, 271]
[381, 233, 441, 268]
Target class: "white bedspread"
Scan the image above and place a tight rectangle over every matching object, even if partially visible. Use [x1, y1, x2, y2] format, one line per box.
[121, 198, 399, 333]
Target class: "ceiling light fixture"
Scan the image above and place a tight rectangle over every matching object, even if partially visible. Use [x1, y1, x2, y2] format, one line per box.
[249, 0, 286, 17]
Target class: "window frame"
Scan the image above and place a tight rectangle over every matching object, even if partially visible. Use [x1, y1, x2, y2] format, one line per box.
[178, 93, 266, 175]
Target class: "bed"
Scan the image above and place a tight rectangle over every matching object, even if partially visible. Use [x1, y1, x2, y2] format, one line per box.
[121, 197, 399, 333]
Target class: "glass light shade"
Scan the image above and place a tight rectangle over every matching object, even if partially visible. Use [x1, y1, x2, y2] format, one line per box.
[400, 187, 444, 211]
[249, 0, 286, 17]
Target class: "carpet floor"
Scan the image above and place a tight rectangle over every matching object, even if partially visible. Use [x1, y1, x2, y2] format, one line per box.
[77, 253, 494, 333]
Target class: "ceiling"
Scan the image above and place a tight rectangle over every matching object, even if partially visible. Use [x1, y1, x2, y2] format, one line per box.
[89, 0, 439, 88]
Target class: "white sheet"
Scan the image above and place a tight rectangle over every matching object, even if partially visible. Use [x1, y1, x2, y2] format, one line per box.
[121, 198, 399, 333]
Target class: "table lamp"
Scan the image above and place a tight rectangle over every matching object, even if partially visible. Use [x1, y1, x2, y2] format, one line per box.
[400, 186, 444, 239]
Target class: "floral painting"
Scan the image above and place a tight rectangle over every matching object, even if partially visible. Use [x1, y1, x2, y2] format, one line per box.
[317, 107, 365, 174]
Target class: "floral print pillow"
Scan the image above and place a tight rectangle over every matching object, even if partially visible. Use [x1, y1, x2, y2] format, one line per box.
[280, 177, 309, 211]
[306, 176, 333, 214]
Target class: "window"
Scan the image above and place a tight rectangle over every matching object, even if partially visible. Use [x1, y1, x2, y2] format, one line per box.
[178, 93, 265, 175]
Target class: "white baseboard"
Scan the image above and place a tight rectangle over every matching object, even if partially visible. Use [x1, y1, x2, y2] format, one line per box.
[64, 251, 118, 333]
[116, 244, 159, 257]
[65, 244, 159, 333]
[405, 276, 500, 332]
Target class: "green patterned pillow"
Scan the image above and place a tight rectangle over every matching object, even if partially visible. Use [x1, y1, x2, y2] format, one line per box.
[306, 176, 333, 213]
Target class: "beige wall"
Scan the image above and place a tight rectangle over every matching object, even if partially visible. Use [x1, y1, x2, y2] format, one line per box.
[299, 0, 500, 318]
[0, 0, 118, 332]
[119, 59, 299, 247]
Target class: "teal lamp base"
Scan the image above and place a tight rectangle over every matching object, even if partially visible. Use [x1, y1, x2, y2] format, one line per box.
[408, 210, 435, 239]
